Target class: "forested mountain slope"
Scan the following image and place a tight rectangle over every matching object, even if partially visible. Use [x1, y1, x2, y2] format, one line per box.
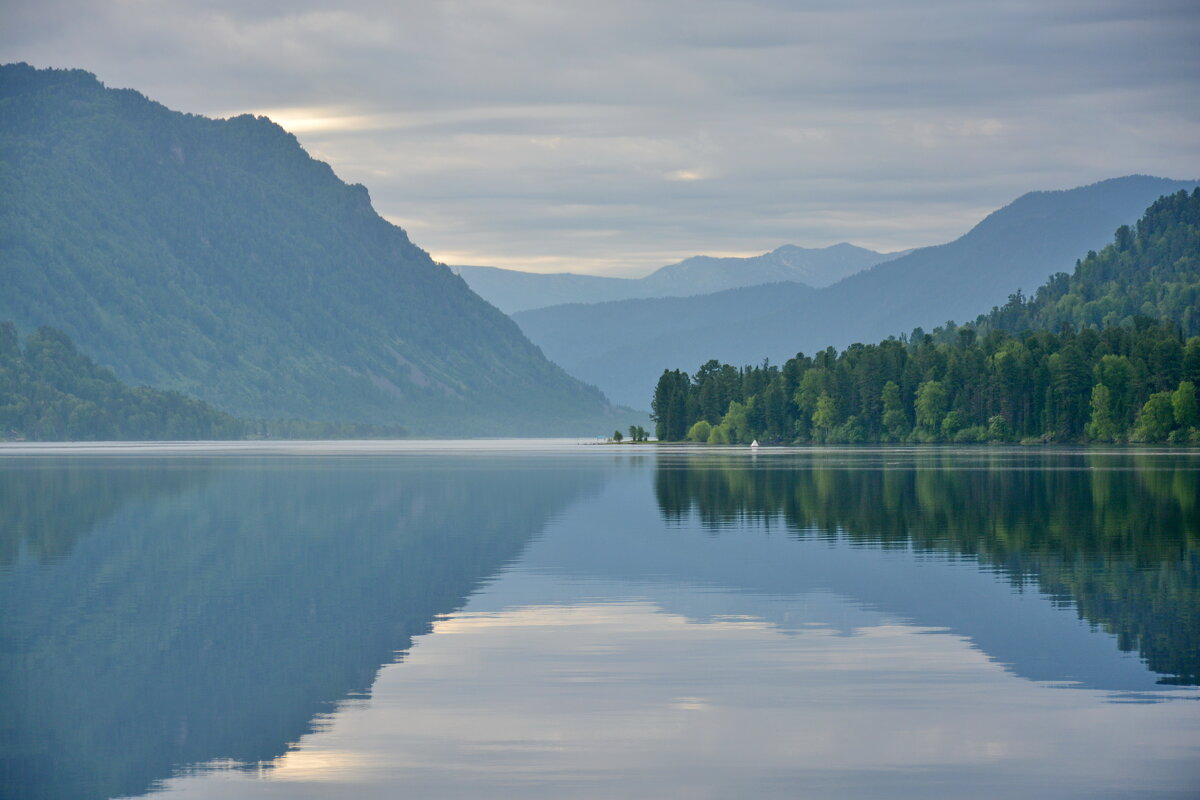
[972, 188, 1200, 336]
[650, 190, 1200, 445]
[455, 243, 892, 314]
[0, 322, 244, 440]
[516, 176, 1199, 407]
[0, 64, 619, 435]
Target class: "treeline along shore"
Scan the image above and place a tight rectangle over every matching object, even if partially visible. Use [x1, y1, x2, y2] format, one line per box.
[651, 189, 1200, 445]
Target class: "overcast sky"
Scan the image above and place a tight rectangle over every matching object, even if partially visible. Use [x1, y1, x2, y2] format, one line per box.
[4, 0, 1198, 276]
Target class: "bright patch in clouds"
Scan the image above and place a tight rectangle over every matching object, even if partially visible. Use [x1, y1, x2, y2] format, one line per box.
[230, 106, 373, 133]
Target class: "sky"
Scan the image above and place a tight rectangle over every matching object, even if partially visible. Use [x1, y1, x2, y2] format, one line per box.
[3, 0, 1198, 276]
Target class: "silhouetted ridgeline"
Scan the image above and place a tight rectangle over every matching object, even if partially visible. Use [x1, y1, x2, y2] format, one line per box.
[654, 451, 1200, 685]
[458, 243, 893, 314]
[652, 191, 1200, 444]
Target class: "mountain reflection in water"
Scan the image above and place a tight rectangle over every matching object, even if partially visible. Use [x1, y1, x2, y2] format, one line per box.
[1, 445, 1197, 800]
[0, 454, 604, 800]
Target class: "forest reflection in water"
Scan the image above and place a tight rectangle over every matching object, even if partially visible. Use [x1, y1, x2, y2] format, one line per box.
[653, 447, 1200, 685]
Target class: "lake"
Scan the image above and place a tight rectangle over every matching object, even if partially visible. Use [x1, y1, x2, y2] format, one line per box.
[2, 442, 1198, 799]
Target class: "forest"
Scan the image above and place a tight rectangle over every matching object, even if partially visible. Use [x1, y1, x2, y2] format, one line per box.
[652, 189, 1200, 445]
[0, 323, 408, 441]
[0, 322, 245, 440]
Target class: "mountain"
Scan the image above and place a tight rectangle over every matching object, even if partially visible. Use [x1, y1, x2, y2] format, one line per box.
[0, 64, 624, 435]
[454, 243, 895, 314]
[648, 190, 1200, 445]
[639, 242, 896, 294]
[514, 176, 1200, 407]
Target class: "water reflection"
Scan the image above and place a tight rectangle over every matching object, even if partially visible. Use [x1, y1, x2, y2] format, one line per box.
[0, 455, 603, 800]
[2, 447, 1198, 800]
[653, 448, 1200, 685]
[140, 450, 1200, 800]
[0, 458, 210, 566]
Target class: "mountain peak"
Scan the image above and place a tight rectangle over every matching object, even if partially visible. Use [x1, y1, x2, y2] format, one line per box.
[639, 242, 891, 294]
[0, 62, 623, 434]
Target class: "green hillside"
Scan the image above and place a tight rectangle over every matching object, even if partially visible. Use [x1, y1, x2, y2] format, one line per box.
[975, 188, 1200, 336]
[0, 322, 244, 440]
[652, 190, 1200, 444]
[0, 64, 620, 435]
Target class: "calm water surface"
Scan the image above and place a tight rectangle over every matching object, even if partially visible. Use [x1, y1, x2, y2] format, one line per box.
[1, 442, 1198, 799]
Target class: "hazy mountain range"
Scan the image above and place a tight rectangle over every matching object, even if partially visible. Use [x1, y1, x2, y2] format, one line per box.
[3, 64, 1195, 432]
[455, 242, 900, 314]
[0, 64, 627, 435]
[514, 175, 1200, 407]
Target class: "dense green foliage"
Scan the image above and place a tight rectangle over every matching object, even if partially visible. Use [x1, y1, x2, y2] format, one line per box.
[653, 323, 1200, 445]
[975, 189, 1200, 337]
[0, 64, 619, 434]
[654, 451, 1200, 685]
[0, 322, 244, 440]
[0, 322, 411, 440]
[653, 191, 1200, 444]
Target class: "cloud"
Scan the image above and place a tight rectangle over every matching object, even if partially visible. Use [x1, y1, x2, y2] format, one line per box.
[3, 0, 1198, 274]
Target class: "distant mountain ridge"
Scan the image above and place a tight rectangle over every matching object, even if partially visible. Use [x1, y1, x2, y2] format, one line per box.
[514, 176, 1200, 407]
[455, 242, 897, 314]
[452, 267, 642, 315]
[0, 63, 625, 435]
[641, 242, 899, 294]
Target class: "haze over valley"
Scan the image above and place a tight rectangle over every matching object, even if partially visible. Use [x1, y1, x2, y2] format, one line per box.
[454, 243, 903, 315]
